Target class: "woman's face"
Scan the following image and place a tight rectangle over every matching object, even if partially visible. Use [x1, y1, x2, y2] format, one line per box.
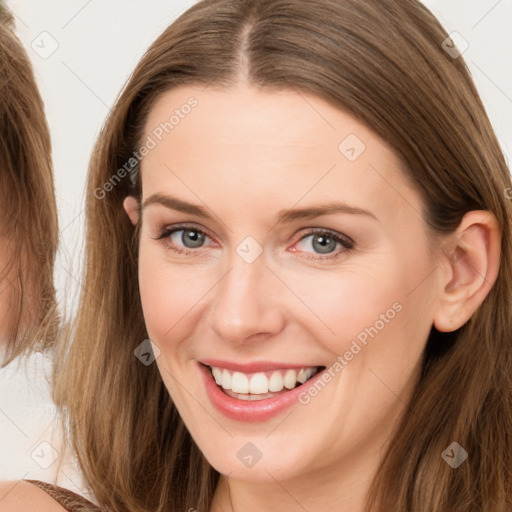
[127, 84, 444, 485]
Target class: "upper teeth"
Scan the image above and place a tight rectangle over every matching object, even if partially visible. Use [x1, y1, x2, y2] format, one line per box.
[210, 366, 318, 394]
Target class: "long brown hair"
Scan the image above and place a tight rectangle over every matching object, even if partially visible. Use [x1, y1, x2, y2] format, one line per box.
[55, 0, 512, 510]
[0, 3, 59, 365]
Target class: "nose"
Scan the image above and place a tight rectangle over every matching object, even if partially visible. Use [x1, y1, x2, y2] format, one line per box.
[206, 252, 286, 345]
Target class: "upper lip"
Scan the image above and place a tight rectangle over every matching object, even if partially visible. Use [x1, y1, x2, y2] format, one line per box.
[199, 359, 322, 373]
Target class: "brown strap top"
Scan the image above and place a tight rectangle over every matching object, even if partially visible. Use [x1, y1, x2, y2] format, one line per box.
[25, 480, 103, 512]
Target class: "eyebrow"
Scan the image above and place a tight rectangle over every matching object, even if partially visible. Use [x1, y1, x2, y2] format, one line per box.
[141, 193, 377, 223]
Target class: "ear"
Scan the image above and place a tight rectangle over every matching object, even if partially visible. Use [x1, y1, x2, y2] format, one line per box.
[433, 210, 501, 332]
[123, 196, 140, 226]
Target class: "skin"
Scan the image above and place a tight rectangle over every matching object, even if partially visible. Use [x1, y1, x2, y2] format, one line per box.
[0, 481, 66, 512]
[122, 83, 500, 512]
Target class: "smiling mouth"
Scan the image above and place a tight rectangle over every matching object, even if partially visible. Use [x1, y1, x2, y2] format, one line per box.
[207, 364, 325, 401]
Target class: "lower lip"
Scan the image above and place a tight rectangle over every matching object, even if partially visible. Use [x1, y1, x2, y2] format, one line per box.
[199, 363, 322, 422]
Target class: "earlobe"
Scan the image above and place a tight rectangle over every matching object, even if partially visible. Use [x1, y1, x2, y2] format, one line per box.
[433, 210, 501, 332]
[123, 196, 140, 226]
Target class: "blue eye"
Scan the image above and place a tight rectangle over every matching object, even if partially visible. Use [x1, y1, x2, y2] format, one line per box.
[158, 226, 210, 253]
[171, 228, 207, 249]
[294, 230, 354, 259]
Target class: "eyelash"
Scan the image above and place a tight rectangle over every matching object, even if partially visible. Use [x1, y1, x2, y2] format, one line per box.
[155, 224, 355, 261]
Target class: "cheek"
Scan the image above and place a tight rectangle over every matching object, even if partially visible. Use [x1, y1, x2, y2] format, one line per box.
[313, 254, 437, 406]
[278, 255, 420, 356]
[137, 246, 215, 350]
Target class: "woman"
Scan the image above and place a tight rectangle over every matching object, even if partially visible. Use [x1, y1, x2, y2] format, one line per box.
[4, 0, 510, 510]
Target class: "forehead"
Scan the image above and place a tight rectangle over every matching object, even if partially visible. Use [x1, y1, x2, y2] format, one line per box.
[139, 84, 423, 225]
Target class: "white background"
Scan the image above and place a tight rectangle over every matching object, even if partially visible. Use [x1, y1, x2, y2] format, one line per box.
[6, 0, 512, 312]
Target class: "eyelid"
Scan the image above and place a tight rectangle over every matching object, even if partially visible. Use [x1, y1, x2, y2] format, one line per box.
[295, 227, 354, 246]
[157, 222, 213, 237]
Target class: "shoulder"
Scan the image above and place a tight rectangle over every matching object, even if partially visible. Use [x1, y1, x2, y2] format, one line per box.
[0, 480, 67, 512]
